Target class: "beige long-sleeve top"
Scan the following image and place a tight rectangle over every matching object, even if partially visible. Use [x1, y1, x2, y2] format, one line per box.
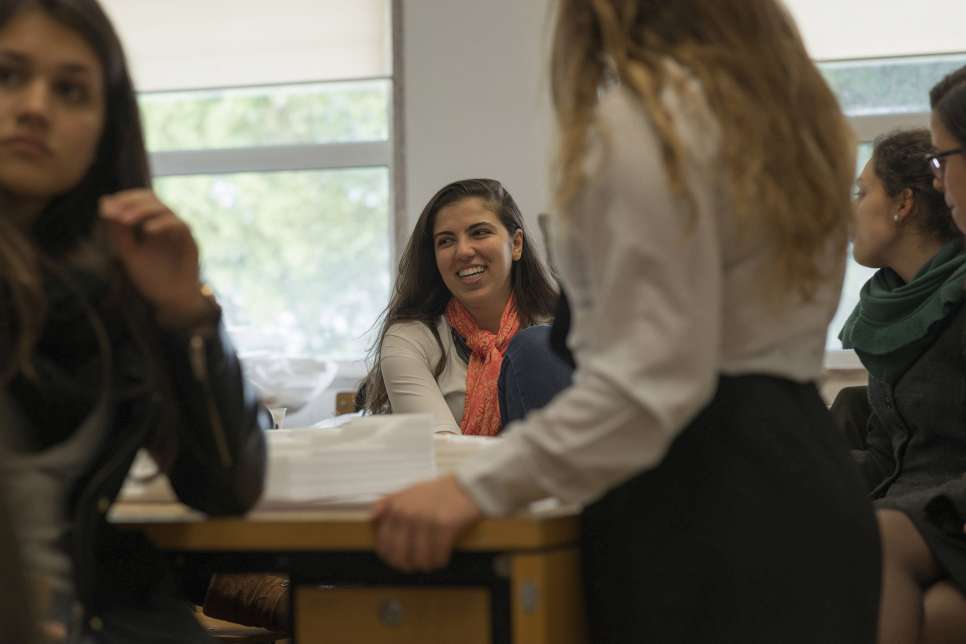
[381, 317, 467, 434]
[458, 69, 846, 515]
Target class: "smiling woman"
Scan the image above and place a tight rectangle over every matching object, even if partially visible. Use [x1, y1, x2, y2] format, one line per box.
[359, 178, 572, 435]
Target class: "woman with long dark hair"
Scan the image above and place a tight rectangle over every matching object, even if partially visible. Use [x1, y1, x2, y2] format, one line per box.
[360, 178, 571, 436]
[0, 1, 267, 642]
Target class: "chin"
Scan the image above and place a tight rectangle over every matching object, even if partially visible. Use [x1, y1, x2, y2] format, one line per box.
[454, 288, 488, 305]
[851, 249, 875, 269]
[0, 174, 62, 200]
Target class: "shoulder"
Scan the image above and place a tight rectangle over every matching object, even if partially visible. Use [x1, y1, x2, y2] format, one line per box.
[595, 60, 719, 166]
[383, 318, 450, 358]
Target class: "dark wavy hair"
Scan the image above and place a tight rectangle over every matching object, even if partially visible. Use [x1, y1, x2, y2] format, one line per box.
[0, 0, 178, 465]
[931, 65, 966, 148]
[0, 0, 151, 376]
[872, 129, 958, 241]
[360, 178, 557, 414]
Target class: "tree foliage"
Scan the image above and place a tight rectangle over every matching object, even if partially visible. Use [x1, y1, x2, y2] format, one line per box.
[143, 81, 392, 359]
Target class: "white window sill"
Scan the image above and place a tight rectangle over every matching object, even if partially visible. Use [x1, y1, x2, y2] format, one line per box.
[824, 349, 864, 371]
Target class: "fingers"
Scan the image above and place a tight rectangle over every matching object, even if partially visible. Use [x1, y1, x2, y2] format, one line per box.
[372, 478, 483, 573]
[100, 190, 192, 247]
[100, 190, 190, 239]
[375, 504, 418, 571]
[373, 499, 457, 573]
[100, 190, 167, 223]
[410, 518, 451, 572]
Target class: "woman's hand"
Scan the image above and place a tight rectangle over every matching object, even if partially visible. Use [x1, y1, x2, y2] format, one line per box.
[372, 475, 483, 572]
[100, 189, 209, 326]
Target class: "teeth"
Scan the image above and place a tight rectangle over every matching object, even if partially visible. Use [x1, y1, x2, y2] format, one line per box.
[458, 266, 485, 278]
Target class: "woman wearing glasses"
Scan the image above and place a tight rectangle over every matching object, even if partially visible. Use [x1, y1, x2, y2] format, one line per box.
[874, 67, 966, 644]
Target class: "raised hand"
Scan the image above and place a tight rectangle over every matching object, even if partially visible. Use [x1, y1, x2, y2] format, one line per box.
[100, 189, 210, 327]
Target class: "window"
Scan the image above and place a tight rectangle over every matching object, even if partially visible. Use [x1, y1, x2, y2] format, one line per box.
[140, 81, 394, 359]
[819, 54, 966, 359]
[822, 55, 966, 117]
[104, 1, 396, 362]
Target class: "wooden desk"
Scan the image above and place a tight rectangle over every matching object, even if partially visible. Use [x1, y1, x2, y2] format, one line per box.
[112, 503, 587, 644]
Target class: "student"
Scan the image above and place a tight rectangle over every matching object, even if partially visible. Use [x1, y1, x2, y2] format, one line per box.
[372, 2, 881, 642]
[360, 178, 572, 435]
[0, 1, 268, 642]
[876, 66, 966, 644]
[840, 128, 966, 497]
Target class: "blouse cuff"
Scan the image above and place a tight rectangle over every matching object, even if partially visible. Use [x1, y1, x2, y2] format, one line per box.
[456, 437, 547, 516]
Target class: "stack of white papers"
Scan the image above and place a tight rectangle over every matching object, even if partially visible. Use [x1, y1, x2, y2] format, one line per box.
[433, 434, 503, 474]
[260, 413, 436, 507]
[119, 415, 512, 509]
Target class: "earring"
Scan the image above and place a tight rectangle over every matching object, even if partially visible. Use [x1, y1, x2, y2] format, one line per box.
[893, 214, 900, 223]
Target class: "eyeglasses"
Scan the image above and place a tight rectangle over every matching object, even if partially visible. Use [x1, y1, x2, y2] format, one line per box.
[927, 147, 966, 178]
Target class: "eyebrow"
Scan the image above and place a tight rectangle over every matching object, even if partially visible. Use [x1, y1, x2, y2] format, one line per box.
[0, 49, 96, 76]
[0, 50, 28, 67]
[433, 221, 495, 239]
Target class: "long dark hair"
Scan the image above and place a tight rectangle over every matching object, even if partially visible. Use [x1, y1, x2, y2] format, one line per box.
[872, 129, 958, 242]
[931, 65, 966, 148]
[0, 0, 150, 373]
[361, 178, 557, 413]
[0, 1, 176, 463]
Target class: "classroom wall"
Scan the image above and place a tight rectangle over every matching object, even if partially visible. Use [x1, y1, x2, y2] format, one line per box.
[784, 0, 966, 60]
[399, 0, 555, 244]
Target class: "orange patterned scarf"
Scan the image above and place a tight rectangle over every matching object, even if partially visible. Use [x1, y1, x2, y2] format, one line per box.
[444, 295, 521, 436]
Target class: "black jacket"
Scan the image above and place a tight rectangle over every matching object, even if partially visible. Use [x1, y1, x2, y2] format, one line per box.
[850, 303, 966, 500]
[4, 270, 268, 642]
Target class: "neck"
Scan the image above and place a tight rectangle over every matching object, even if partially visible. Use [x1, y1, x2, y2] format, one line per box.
[464, 292, 510, 333]
[0, 191, 47, 231]
[889, 235, 946, 284]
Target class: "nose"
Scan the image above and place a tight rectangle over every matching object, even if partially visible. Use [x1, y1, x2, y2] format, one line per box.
[454, 236, 475, 260]
[934, 172, 945, 193]
[16, 80, 52, 125]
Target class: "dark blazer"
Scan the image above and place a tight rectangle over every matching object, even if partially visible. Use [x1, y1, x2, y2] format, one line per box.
[851, 302, 966, 501]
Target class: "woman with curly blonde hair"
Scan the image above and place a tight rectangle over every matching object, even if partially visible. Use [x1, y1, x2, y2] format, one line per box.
[372, 2, 880, 641]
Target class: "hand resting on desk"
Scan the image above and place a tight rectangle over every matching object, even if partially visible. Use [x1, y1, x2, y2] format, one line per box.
[372, 474, 482, 572]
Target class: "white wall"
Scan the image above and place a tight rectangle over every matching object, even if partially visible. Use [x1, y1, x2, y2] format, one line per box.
[399, 0, 555, 243]
[101, 0, 390, 91]
[784, 0, 966, 60]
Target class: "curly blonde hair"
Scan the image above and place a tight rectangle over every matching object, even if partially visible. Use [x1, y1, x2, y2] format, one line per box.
[551, 0, 854, 300]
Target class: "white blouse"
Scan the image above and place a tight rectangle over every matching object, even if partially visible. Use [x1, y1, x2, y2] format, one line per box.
[381, 317, 467, 434]
[457, 68, 846, 515]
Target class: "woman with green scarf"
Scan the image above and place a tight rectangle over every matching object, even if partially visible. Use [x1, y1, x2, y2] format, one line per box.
[842, 127, 966, 502]
[871, 69, 966, 644]
[844, 122, 966, 640]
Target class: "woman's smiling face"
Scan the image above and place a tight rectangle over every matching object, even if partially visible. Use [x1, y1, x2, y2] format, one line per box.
[432, 196, 523, 311]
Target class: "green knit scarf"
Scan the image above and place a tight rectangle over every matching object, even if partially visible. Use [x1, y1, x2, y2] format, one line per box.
[839, 239, 966, 384]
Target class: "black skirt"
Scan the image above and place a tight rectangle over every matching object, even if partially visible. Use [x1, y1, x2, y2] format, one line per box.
[580, 375, 881, 644]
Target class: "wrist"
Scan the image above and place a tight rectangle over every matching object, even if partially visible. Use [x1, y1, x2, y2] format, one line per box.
[155, 283, 221, 332]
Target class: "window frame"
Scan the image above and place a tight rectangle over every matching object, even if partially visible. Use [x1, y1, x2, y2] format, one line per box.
[138, 0, 403, 373]
[821, 52, 966, 370]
